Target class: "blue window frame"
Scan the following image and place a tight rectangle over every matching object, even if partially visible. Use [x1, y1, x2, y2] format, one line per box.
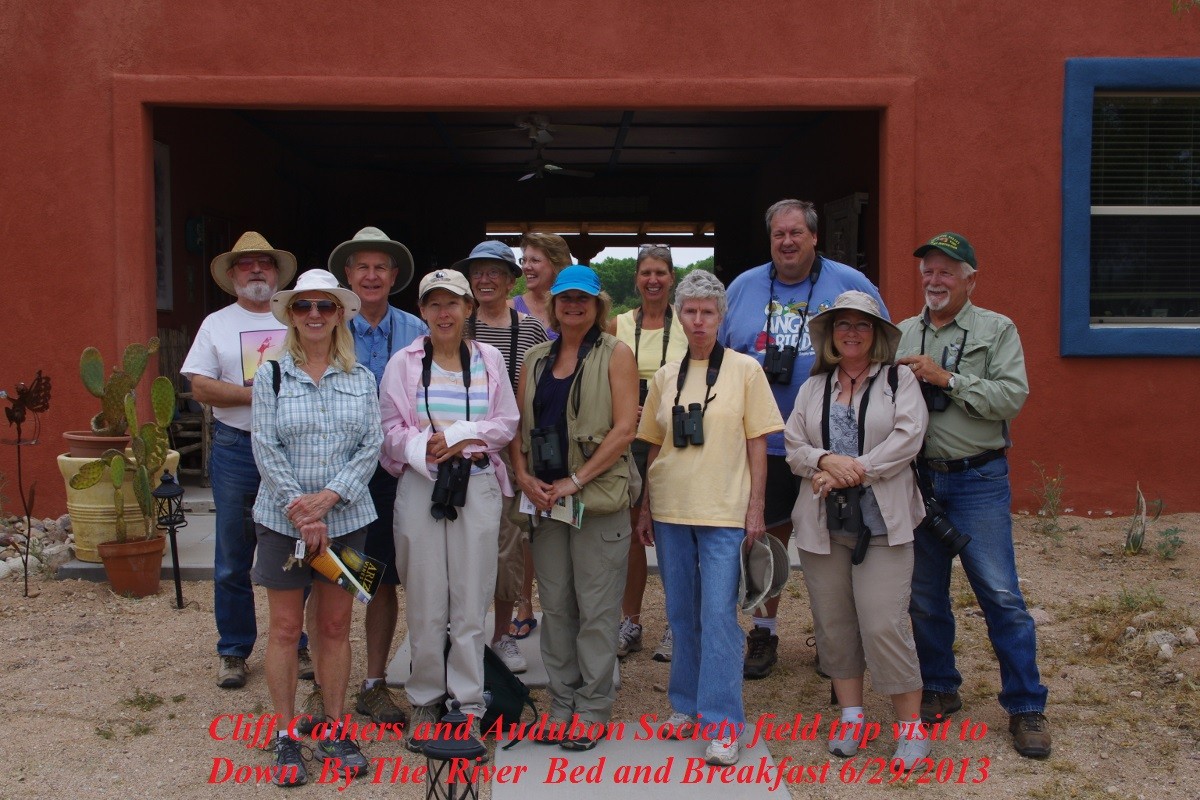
[1062, 58, 1200, 356]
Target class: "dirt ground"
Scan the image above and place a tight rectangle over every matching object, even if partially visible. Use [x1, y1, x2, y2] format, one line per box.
[3, 512, 1198, 800]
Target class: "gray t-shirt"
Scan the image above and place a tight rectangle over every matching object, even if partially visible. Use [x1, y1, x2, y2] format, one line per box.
[829, 402, 887, 536]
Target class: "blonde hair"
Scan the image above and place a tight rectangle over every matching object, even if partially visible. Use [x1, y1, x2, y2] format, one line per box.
[811, 315, 893, 375]
[520, 232, 572, 271]
[283, 294, 357, 372]
[548, 290, 613, 335]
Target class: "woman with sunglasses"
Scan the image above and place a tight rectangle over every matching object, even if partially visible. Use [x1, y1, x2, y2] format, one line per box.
[250, 269, 382, 786]
[508, 265, 639, 751]
[605, 244, 688, 662]
[378, 268, 520, 752]
[511, 232, 572, 341]
[784, 290, 930, 769]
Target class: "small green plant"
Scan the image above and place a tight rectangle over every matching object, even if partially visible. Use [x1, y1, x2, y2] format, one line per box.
[1118, 585, 1165, 612]
[69, 376, 175, 542]
[1157, 526, 1185, 560]
[171, 694, 186, 703]
[122, 688, 164, 711]
[95, 725, 115, 740]
[1030, 461, 1075, 540]
[130, 721, 154, 737]
[1124, 482, 1163, 555]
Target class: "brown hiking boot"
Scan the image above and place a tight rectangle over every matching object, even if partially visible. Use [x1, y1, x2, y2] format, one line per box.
[355, 682, 408, 725]
[1009, 712, 1052, 758]
[919, 690, 962, 725]
[297, 647, 315, 681]
[217, 656, 247, 689]
[743, 627, 778, 680]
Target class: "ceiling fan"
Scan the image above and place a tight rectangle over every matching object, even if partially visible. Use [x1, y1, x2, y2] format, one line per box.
[469, 113, 605, 145]
[518, 145, 595, 181]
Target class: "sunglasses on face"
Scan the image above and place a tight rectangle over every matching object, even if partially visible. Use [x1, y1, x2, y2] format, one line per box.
[833, 320, 874, 333]
[233, 256, 277, 270]
[290, 300, 341, 315]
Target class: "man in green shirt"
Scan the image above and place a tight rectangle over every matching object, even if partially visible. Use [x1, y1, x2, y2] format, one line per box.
[896, 232, 1050, 759]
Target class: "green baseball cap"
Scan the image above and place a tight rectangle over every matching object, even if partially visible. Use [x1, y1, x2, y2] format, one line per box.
[914, 231, 977, 269]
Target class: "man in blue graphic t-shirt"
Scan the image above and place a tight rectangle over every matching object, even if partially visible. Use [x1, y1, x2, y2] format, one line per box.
[718, 199, 887, 680]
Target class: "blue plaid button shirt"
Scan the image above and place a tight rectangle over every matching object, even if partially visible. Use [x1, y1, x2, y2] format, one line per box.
[251, 353, 383, 538]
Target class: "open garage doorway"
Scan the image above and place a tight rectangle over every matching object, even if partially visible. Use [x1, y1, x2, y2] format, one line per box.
[151, 108, 880, 337]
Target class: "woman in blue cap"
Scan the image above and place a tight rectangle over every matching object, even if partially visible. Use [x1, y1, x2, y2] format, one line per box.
[508, 265, 639, 751]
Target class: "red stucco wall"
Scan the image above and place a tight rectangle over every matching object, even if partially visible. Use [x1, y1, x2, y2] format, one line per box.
[2, 1, 1197, 513]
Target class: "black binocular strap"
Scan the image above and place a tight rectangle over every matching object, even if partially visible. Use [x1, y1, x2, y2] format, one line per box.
[420, 337, 473, 430]
[820, 367, 880, 456]
[532, 325, 601, 422]
[468, 309, 520, 389]
[672, 341, 723, 412]
[764, 256, 823, 339]
[634, 305, 673, 370]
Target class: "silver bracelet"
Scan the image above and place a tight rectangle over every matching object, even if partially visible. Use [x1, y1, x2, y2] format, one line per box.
[569, 472, 584, 490]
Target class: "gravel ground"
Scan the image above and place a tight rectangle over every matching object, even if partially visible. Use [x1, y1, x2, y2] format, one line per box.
[3, 512, 1198, 799]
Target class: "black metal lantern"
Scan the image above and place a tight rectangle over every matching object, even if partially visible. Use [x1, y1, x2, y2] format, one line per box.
[152, 470, 187, 609]
[422, 701, 486, 800]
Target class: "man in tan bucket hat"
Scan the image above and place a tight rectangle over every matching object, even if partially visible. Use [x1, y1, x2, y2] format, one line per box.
[181, 231, 312, 690]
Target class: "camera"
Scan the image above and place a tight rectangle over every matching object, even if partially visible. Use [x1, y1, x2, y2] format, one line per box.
[762, 343, 798, 385]
[639, 379, 649, 406]
[430, 456, 471, 521]
[920, 381, 952, 413]
[919, 495, 970, 555]
[672, 402, 705, 448]
[530, 425, 564, 474]
[826, 488, 872, 565]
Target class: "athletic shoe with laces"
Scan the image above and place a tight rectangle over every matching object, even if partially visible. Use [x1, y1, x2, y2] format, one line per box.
[355, 682, 408, 725]
[217, 655, 248, 689]
[294, 684, 324, 736]
[1009, 712, 1052, 758]
[317, 723, 369, 777]
[828, 719, 861, 758]
[616, 617, 643, 658]
[892, 730, 932, 769]
[297, 647, 315, 681]
[705, 736, 739, 766]
[404, 703, 442, 753]
[742, 627, 778, 680]
[665, 711, 695, 739]
[492, 635, 528, 674]
[271, 735, 308, 787]
[652, 628, 673, 662]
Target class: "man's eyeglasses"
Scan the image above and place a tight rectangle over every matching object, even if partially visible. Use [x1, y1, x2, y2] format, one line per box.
[470, 266, 508, 281]
[832, 320, 874, 333]
[290, 300, 341, 315]
[233, 256, 277, 270]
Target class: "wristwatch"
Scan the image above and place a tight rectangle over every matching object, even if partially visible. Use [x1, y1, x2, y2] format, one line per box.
[946, 374, 957, 391]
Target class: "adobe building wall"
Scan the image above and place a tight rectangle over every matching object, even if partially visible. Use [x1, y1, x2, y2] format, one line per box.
[1, 1, 1196, 511]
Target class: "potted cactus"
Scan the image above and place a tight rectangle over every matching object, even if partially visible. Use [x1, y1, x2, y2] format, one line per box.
[68, 376, 177, 596]
[57, 338, 179, 564]
[63, 337, 160, 457]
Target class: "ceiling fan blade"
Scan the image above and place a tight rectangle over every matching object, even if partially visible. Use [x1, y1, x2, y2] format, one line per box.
[517, 171, 538, 182]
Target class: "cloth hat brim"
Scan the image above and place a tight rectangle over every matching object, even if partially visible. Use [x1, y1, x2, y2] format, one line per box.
[739, 534, 789, 614]
[808, 294, 901, 366]
[451, 254, 522, 279]
[328, 230, 415, 295]
[270, 284, 361, 327]
[210, 231, 298, 297]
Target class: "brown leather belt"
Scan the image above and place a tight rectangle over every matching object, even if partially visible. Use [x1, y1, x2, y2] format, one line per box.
[919, 448, 1006, 473]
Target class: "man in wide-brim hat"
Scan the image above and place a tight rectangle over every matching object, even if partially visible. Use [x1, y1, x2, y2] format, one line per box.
[182, 231, 312, 691]
[324, 225, 426, 728]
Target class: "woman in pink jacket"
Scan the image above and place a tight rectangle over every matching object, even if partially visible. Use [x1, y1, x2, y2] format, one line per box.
[378, 268, 520, 752]
[784, 290, 930, 769]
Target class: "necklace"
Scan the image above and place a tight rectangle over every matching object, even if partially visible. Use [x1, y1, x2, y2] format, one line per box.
[840, 364, 871, 411]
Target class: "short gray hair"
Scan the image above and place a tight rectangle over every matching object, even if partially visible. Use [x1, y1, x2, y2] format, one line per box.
[765, 199, 818, 235]
[674, 269, 727, 319]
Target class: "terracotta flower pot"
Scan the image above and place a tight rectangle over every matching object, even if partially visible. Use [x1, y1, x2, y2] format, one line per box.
[62, 431, 132, 458]
[97, 536, 165, 598]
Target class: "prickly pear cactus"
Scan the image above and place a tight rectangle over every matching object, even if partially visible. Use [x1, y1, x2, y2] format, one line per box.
[80, 337, 161, 437]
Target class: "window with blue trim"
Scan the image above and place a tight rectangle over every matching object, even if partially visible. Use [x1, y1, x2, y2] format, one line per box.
[1062, 59, 1200, 357]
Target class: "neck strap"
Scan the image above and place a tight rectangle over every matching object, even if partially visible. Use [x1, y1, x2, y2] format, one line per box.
[421, 337, 473, 429]
[821, 366, 880, 455]
[673, 341, 724, 413]
[764, 256, 823, 336]
[634, 306, 673, 369]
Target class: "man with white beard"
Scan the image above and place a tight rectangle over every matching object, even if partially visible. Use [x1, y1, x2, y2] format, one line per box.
[182, 231, 311, 690]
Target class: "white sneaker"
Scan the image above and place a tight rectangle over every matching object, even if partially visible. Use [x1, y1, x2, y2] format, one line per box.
[828, 720, 860, 758]
[665, 711, 695, 739]
[705, 736, 739, 766]
[492, 635, 527, 674]
[652, 627, 673, 662]
[892, 731, 932, 769]
[616, 617, 643, 657]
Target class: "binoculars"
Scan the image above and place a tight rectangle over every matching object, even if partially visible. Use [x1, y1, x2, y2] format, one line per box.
[430, 456, 472, 521]
[530, 425, 565, 474]
[763, 343, 798, 385]
[672, 403, 705, 448]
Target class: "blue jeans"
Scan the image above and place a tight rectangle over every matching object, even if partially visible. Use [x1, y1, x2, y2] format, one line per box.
[909, 457, 1047, 715]
[211, 421, 308, 657]
[654, 522, 746, 733]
